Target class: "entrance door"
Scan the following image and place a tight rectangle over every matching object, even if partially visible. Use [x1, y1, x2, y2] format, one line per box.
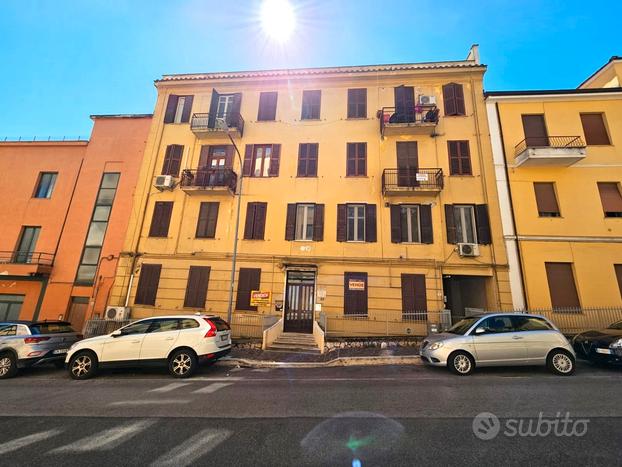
[284, 270, 315, 333]
[397, 142, 419, 187]
[67, 296, 89, 333]
[521, 114, 548, 147]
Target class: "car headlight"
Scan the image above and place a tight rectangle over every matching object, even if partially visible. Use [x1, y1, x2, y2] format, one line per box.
[610, 338, 622, 349]
[428, 342, 443, 351]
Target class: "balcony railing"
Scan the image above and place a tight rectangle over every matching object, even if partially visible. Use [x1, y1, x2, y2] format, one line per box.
[514, 136, 586, 157]
[379, 105, 439, 136]
[190, 112, 244, 138]
[382, 168, 444, 195]
[180, 168, 237, 193]
[0, 251, 55, 266]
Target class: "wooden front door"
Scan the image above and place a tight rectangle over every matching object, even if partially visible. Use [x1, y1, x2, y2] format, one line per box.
[284, 270, 315, 333]
[521, 114, 549, 147]
[397, 142, 419, 187]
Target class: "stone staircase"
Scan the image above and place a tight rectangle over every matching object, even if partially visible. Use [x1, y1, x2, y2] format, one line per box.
[267, 332, 321, 354]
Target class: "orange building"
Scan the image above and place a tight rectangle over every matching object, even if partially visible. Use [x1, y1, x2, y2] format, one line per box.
[0, 115, 151, 331]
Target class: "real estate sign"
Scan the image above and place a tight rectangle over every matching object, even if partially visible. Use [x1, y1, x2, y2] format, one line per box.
[250, 290, 272, 306]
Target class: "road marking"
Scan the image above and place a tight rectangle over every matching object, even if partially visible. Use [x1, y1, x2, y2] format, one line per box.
[50, 420, 155, 452]
[192, 382, 233, 394]
[149, 382, 191, 393]
[108, 399, 191, 406]
[0, 429, 62, 455]
[251, 368, 271, 372]
[229, 367, 245, 373]
[150, 428, 232, 467]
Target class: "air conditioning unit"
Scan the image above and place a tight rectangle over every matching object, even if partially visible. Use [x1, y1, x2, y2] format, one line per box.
[418, 95, 437, 105]
[154, 175, 174, 190]
[458, 243, 480, 257]
[105, 306, 130, 321]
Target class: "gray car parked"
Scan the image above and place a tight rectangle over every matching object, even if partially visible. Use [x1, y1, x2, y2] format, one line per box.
[0, 321, 82, 378]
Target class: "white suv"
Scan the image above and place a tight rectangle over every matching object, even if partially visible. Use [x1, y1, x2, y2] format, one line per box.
[65, 315, 231, 380]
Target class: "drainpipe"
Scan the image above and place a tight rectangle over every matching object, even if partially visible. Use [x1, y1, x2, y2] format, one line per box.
[32, 277, 49, 321]
[226, 132, 244, 324]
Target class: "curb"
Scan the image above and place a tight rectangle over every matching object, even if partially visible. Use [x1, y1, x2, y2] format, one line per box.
[217, 355, 423, 369]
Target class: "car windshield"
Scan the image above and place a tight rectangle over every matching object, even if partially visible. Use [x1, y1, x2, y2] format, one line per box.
[607, 320, 622, 330]
[446, 317, 480, 335]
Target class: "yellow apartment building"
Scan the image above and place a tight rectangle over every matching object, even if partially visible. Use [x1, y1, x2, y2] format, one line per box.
[486, 57, 622, 318]
[109, 45, 512, 344]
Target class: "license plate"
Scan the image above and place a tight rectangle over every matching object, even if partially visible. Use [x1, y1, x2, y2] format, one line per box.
[220, 335, 229, 342]
[53, 349, 68, 355]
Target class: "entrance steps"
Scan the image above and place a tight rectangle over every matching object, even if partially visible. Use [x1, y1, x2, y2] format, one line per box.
[267, 332, 321, 354]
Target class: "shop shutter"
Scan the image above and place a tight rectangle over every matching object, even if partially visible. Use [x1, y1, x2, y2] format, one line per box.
[419, 204, 433, 244]
[313, 204, 325, 241]
[475, 204, 491, 245]
[344, 272, 368, 315]
[183, 266, 211, 308]
[235, 268, 261, 311]
[163, 95, 178, 123]
[545, 262, 580, 310]
[444, 204, 457, 244]
[135, 264, 161, 306]
[285, 204, 297, 240]
[390, 205, 402, 243]
[336, 204, 347, 242]
[580, 113, 610, 145]
[533, 182, 560, 216]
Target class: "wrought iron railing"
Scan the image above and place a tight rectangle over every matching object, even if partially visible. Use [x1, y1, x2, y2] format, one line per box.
[190, 112, 244, 137]
[324, 310, 452, 337]
[180, 168, 237, 192]
[0, 251, 55, 266]
[379, 105, 439, 134]
[382, 168, 444, 193]
[514, 136, 586, 157]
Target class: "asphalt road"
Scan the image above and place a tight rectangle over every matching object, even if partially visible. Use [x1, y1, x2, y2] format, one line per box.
[1, 361, 621, 466]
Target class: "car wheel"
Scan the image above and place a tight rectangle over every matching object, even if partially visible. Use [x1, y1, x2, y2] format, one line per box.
[448, 351, 475, 376]
[69, 351, 98, 380]
[169, 349, 197, 378]
[547, 349, 575, 376]
[0, 352, 18, 379]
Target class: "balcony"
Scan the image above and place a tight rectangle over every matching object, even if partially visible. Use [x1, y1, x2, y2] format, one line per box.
[0, 251, 54, 276]
[379, 105, 439, 137]
[180, 168, 237, 195]
[514, 136, 587, 167]
[382, 168, 444, 196]
[190, 112, 244, 139]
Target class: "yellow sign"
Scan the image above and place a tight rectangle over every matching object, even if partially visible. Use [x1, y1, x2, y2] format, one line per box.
[250, 290, 272, 306]
[348, 279, 365, 291]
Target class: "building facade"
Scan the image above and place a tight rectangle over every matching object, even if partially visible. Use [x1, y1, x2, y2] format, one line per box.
[0, 115, 151, 331]
[109, 46, 513, 337]
[486, 57, 622, 312]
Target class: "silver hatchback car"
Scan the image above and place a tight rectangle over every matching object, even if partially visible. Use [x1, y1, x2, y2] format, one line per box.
[420, 313, 575, 376]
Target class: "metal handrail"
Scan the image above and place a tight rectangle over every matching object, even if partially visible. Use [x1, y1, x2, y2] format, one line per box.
[382, 168, 444, 193]
[0, 251, 55, 266]
[514, 135, 586, 157]
[379, 105, 439, 135]
[180, 168, 237, 192]
[190, 112, 245, 137]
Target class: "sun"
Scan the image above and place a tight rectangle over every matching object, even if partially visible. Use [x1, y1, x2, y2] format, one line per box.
[260, 0, 296, 43]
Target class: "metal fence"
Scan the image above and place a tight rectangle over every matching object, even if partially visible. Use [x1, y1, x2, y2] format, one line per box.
[322, 311, 452, 338]
[525, 307, 622, 335]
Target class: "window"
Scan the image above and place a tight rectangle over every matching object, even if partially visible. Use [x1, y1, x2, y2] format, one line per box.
[344, 272, 368, 315]
[0, 295, 24, 321]
[447, 141, 472, 175]
[29, 323, 75, 334]
[615, 265, 622, 299]
[346, 143, 366, 176]
[301, 90, 321, 120]
[347, 89, 367, 118]
[0, 325, 16, 336]
[183, 266, 211, 308]
[581, 113, 610, 145]
[236, 268, 261, 311]
[478, 316, 515, 333]
[148, 319, 180, 333]
[14, 227, 40, 263]
[598, 182, 622, 217]
[390, 204, 433, 244]
[163, 95, 194, 124]
[401, 274, 427, 315]
[337, 204, 376, 243]
[207, 91, 241, 128]
[180, 318, 200, 329]
[521, 114, 548, 147]
[242, 144, 281, 177]
[534, 182, 560, 217]
[257, 92, 278, 121]
[442, 83, 465, 116]
[34, 172, 57, 198]
[297, 143, 318, 177]
[445, 204, 491, 245]
[134, 264, 162, 306]
[347, 205, 365, 242]
[545, 262, 580, 310]
[244, 202, 267, 240]
[296, 204, 314, 241]
[196, 202, 219, 239]
[285, 203, 324, 241]
[161, 145, 183, 176]
[512, 316, 554, 331]
[119, 320, 152, 335]
[149, 202, 174, 238]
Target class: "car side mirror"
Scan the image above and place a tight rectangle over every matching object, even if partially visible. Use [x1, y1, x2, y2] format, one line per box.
[475, 326, 486, 334]
[111, 330, 122, 337]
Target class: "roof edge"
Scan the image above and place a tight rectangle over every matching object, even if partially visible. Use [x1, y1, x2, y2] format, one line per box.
[577, 56, 622, 88]
[90, 114, 153, 119]
[485, 87, 622, 98]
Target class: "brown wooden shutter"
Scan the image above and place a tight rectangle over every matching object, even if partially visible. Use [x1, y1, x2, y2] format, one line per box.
[598, 182, 622, 215]
[447, 141, 460, 175]
[347, 143, 366, 177]
[581, 113, 610, 145]
[390, 205, 401, 243]
[181, 95, 194, 123]
[285, 204, 297, 240]
[313, 204, 324, 241]
[253, 202, 267, 239]
[162, 145, 183, 176]
[443, 84, 456, 116]
[164, 95, 178, 123]
[236, 267, 261, 311]
[208, 89, 219, 128]
[346, 143, 356, 176]
[244, 202, 256, 240]
[475, 204, 491, 245]
[336, 204, 347, 242]
[347, 88, 367, 118]
[242, 145, 253, 176]
[419, 204, 433, 244]
[344, 272, 368, 315]
[454, 84, 465, 116]
[198, 145, 210, 168]
[268, 144, 280, 176]
[444, 204, 456, 244]
[135, 264, 161, 306]
[196, 202, 219, 238]
[231, 93, 242, 119]
[615, 264, 622, 299]
[522, 115, 548, 147]
[545, 262, 580, 310]
[401, 274, 427, 315]
[534, 183, 559, 216]
[183, 266, 211, 308]
[257, 92, 278, 121]
[162, 145, 173, 175]
[365, 204, 377, 242]
[448, 141, 471, 175]
[149, 202, 173, 238]
[224, 145, 234, 168]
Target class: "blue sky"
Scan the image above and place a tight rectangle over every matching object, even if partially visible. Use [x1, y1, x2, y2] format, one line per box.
[1, 0, 620, 138]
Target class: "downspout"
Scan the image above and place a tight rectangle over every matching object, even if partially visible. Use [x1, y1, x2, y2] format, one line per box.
[32, 277, 49, 321]
[53, 158, 85, 259]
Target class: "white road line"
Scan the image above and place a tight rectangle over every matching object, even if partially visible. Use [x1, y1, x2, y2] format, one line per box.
[50, 420, 156, 453]
[229, 367, 245, 373]
[150, 428, 232, 467]
[0, 429, 62, 455]
[251, 368, 271, 372]
[192, 382, 233, 394]
[149, 382, 191, 393]
[108, 399, 191, 406]
[178, 377, 244, 382]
